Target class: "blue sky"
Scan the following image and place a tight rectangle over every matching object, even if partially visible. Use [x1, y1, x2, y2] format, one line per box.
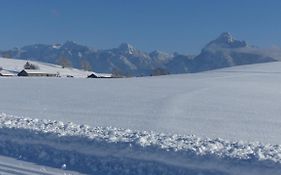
[0, 0, 281, 54]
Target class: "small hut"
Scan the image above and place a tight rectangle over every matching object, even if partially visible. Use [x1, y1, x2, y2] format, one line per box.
[87, 73, 99, 78]
[87, 72, 112, 78]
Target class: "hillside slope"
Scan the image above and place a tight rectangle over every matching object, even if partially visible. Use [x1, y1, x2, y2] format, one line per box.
[0, 57, 109, 78]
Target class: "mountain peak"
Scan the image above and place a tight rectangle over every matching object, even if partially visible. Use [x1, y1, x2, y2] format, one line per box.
[61, 41, 89, 52]
[150, 50, 170, 57]
[149, 50, 172, 61]
[119, 42, 134, 50]
[150, 50, 164, 55]
[118, 43, 136, 54]
[217, 32, 233, 43]
[206, 32, 247, 49]
[63, 40, 78, 46]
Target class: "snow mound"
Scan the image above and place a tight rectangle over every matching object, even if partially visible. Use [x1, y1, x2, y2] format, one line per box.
[0, 113, 281, 175]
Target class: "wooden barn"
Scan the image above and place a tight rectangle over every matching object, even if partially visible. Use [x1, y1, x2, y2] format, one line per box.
[18, 70, 58, 77]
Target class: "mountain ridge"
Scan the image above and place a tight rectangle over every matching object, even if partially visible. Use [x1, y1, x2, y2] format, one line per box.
[0, 33, 279, 76]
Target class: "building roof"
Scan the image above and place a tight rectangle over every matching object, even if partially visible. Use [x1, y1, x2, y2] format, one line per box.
[88, 73, 112, 78]
[20, 69, 58, 75]
[0, 70, 16, 76]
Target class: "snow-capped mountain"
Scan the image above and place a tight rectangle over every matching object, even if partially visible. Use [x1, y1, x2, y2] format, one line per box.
[116, 43, 140, 55]
[190, 32, 277, 72]
[0, 32, 279, 76]
[1, 41, 182, 76]
[206, 32, 248, 49]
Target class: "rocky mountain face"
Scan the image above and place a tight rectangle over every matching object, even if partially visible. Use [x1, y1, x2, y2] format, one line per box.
[190, 32, 276, 72]
[0, 33, 278, 76]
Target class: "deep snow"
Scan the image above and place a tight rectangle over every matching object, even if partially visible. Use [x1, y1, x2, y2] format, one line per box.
[0, 113, 280, 175]
[2, 59, 281, 174]
[1, 62, 281, 144]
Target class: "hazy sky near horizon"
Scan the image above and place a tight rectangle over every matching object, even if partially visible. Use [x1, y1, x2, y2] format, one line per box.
[0, 0, 281, 54]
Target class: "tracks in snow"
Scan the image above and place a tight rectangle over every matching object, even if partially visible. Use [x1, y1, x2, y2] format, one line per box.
[0, 162, 54, 175]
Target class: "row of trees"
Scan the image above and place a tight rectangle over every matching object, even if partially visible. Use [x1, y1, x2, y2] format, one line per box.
[20, 57, 91, 72]
[24, 62, 39, 70]
[57, 56, 91, 71]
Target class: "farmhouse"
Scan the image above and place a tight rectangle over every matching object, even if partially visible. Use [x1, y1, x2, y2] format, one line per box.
[18, 70, 58, 77]
[87, 73, 99, 78]
[87, 73, 112, 78]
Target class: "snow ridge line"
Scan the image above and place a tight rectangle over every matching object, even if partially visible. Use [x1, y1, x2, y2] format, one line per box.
[0, 113, 281, 175]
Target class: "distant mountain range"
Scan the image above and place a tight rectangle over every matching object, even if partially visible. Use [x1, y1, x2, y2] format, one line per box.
[0, 32, 280, 76]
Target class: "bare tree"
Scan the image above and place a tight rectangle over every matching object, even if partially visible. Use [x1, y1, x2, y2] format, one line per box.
[80, 59, 92, 71]
[2, 52, 12, 58]
[151, 68, 170, 76]
[111, 68, 125, 78]
[57, 56, 72, 68]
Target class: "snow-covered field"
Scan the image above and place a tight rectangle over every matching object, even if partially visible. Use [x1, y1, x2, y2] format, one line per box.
[1, 59, 281, 174]
[1, 61, 281, 144]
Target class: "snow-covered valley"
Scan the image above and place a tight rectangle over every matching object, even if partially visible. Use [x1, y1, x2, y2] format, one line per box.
[1, 59, 281, 174]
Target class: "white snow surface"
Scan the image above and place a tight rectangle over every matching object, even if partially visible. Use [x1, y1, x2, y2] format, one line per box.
[0, 57, 111, 78]
[1, 61, 281, 144]
[2, 60, 281, 174]
[0, 113, 280, 175]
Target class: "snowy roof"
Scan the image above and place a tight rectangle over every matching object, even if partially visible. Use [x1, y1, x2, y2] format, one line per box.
[98, 73, 112, 78]
[88, 72, 112, 78]
[20, 69, 57, 74]
[0, 70, 16, 76]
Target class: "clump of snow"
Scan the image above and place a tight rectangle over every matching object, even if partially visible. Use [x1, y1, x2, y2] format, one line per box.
[52, 44, 62, 49]
[0, 113, 280, 175]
